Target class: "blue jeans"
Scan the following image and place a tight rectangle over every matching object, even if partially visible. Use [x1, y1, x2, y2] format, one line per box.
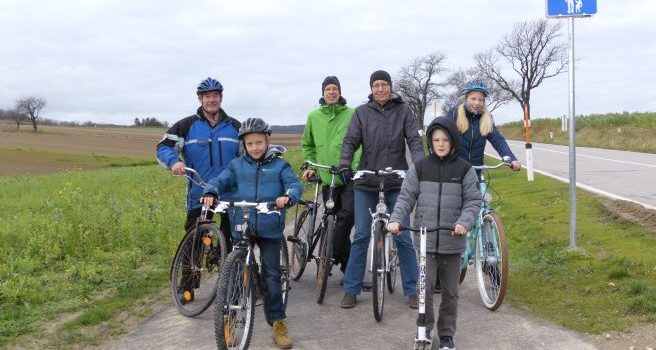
[258, 237, 285, 321]
[343, 189, 418, 296]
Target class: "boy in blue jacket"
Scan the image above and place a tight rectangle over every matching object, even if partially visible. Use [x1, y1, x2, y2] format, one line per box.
[201, 118, 303, 349]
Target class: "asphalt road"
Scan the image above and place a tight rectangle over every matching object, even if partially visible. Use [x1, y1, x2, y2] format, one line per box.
[491, 140, 656, 210]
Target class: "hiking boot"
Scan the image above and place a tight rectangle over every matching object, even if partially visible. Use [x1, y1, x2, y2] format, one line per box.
[223, 316, 233, 346]
[272, 320, 293, 349]
[407, 294, 418, 309]
[439, 336, 456, 350]
[340, 293, 356, 309]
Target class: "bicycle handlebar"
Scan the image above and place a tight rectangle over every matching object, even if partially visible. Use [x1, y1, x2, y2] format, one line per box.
[204, 200, 281, 215]
[400, 225, 454, 232]
[352, 168, 406, 180]
[471, 156, 512, 170]
[301, 160, 340, 174]
[174, 167, 208, 188]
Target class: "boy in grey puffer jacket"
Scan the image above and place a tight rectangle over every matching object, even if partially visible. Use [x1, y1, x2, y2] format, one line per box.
[388, 116, 481, 350]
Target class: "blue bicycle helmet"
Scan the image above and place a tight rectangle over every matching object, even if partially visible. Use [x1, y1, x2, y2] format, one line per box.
[461, 81, 489, 97]
[196, 77, 224, 95]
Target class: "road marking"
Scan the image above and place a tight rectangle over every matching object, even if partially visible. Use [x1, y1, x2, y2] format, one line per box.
[486, 153, 656, 211]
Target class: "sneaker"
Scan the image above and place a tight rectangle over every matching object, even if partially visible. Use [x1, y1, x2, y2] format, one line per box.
[340, 293, 356, 309]
[407, 294, 418, 309]
[272, 320, 293, 349]
[439, 336, 456, 350]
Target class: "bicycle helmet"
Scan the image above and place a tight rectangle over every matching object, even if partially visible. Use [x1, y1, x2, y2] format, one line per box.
[238, 118, 272, 139]
[461, 81, 489, 97]
[196, 77, 224, 95]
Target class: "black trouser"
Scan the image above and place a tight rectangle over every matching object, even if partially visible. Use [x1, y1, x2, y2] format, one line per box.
[322, 181, 355, 273]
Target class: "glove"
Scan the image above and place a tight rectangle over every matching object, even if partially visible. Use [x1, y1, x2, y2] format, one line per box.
[338, 167, 353, 184]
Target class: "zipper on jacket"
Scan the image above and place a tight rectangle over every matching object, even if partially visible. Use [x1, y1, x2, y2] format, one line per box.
[208, 139, 214, 167]
[468, 115, 474, 163]
[254, 161, 261, 231]
[218, 141, 224, 166]
[437, 160, 443, 251]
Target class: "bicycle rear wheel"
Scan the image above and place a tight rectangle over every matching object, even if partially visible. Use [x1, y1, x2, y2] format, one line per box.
[372, 221, 386, 322]
[289, 206, 312, 281]
[170, 222, 228, 317]
[316, 215, 334, 304]
[215, 250, 255, 350]
[474, 212, 508, 311]
[386, 238, 398, 293]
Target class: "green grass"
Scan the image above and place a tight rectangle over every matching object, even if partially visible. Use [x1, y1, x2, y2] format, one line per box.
[498, 111, 656, 153]
[486, 157, 656, 332]
[0, 165, 183, 347]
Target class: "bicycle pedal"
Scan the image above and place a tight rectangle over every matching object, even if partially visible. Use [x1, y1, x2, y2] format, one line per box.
[362, 282, 372, 292]
[286, 236, 300, 243]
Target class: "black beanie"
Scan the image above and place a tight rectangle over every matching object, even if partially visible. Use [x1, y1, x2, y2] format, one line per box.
[369, 70, 392, 88]
[322, 76, 341, 93]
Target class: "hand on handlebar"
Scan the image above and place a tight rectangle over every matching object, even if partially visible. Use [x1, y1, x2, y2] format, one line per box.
[301, 169, 316, 182]
[387, 222, 402, 235]
[200, 194, 218, 208]
[171, 161, 186, 175]
[453, 224, 467, 235]
[275, 195, 291, 209]
[338, 166, 353, 184]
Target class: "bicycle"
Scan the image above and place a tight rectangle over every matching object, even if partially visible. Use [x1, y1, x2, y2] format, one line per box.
[213, 200, 290, 350]
[287, 160, 340, 304]
[352, 168, 405, 322]
[459, 156, 512, 311]
[169, 167, 230, 317]
[403, 226, 451, 350]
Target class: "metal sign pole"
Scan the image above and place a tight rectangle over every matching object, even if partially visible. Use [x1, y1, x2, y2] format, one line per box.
[568, 16, 577, 249]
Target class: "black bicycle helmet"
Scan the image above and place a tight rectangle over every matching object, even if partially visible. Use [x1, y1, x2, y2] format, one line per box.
[196, 77, 223, 95]
[238, 118, 272, 139]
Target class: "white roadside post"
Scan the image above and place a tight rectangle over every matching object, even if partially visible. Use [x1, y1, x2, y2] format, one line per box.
[546, 0, 597, 249]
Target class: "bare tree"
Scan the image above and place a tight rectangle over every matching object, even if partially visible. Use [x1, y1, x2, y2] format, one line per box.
[7, 109, 27, 130]
[395, 52, 448, 129]
[442, 67, 514, 114]
[474, 19, 567, 122]
[16, 96, 47, 132]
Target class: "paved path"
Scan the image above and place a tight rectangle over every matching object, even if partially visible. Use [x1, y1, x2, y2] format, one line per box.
[492, 141, 656, 210]
[108, 248, 597, 350]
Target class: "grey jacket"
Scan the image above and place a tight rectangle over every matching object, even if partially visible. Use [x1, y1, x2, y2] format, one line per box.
[339, 93, 425, 191]
[390, 117, 482, 254]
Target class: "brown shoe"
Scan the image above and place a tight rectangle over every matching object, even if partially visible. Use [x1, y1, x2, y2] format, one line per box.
[272, 320, 293, 349]
[341, 293, 356, 309]
[407, 294, 418, 309]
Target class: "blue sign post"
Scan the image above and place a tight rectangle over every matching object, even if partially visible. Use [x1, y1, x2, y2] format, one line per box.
[546, 0, 597, 17]
[546, 0, 596, 250]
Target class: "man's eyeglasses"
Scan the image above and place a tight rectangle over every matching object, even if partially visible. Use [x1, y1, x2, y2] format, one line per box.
[372, 82, 390, 89]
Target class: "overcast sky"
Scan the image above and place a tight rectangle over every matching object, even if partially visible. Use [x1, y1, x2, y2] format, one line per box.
[1, 0, 654, 126]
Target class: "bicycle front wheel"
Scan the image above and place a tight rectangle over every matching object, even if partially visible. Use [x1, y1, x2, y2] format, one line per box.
[474, 212, 508, 311]
[316, 215, 334, 304]
[289, 207, 311, 281]
[371, 221, 386, 322]
[215, 250, 255, 350]
[170, 223, 228, 317]
[386, 238, 398, 293]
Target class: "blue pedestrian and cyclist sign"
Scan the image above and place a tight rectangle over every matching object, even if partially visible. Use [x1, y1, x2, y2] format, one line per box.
[546, 0, 597, 17]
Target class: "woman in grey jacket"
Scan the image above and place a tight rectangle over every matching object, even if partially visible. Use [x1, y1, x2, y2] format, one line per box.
[388, 116, 482, 350]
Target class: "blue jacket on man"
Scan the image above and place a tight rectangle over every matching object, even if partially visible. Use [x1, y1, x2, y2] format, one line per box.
[157, 107, 241, 211]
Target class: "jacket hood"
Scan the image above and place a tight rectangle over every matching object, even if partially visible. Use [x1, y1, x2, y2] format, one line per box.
[318, 96, 347, 106]
[425, 116, 460, 160]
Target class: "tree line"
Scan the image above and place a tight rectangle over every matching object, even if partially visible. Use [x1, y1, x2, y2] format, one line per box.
[395, 18, 566, 129]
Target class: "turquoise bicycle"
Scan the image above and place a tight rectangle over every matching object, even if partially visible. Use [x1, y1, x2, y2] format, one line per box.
[459, 157, 511, 311]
